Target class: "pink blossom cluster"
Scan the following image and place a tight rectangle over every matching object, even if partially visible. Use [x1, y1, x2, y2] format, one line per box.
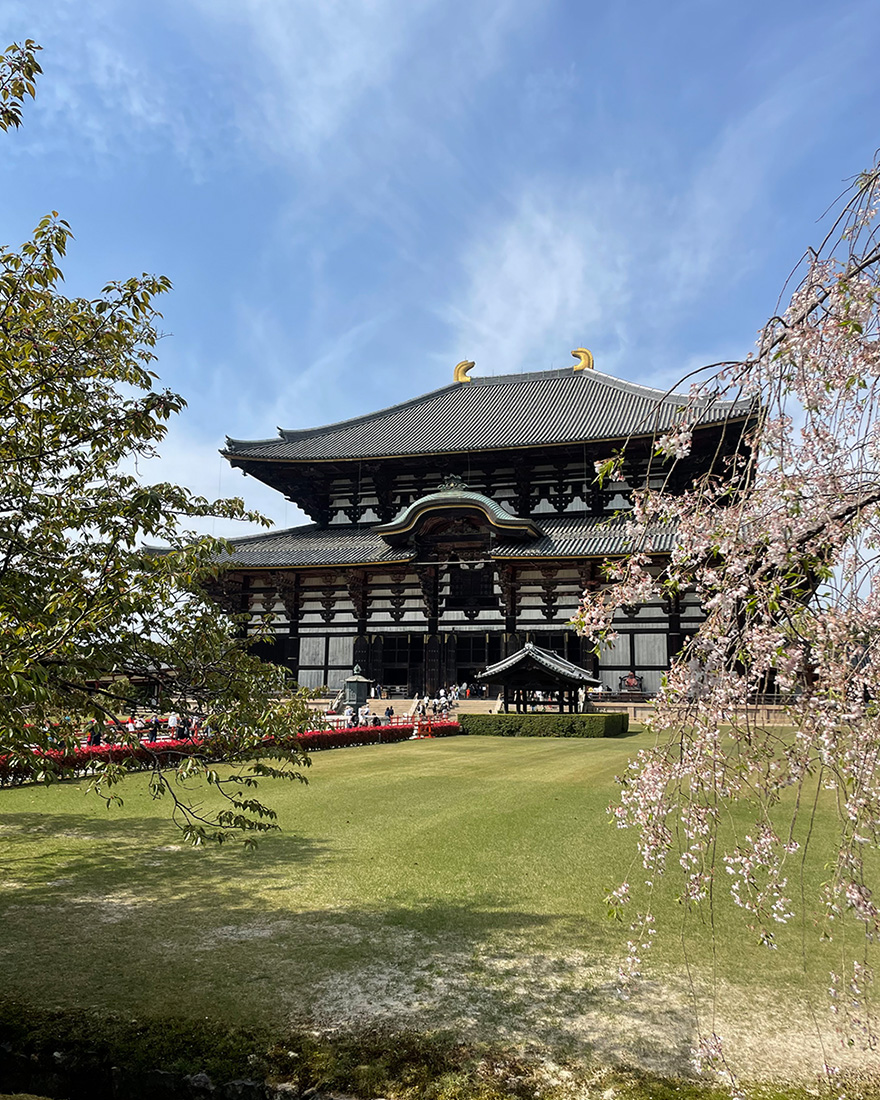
[691, 1032, 744, 1098]
[573, 159, 880, 1060]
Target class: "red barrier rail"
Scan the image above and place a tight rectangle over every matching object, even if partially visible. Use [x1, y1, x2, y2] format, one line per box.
[0, 722, 462, 786]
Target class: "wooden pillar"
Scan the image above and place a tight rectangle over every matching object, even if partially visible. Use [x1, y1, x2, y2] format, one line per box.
[499, 564, 520, 637]
[266, 572, 303, 677]
[371, 633, 384, 687]
[347, 569, 371, 676]
[664, 591, 682, 665]
[425, 634, 441, 697]
[539, 566, 560, 621]
[444, 631, 457, 688]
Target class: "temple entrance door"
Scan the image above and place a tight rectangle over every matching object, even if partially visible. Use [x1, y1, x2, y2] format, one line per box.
[454, 634, 502, 693]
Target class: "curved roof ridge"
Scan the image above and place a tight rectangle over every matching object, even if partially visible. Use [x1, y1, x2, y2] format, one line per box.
[222, 364, 754, 463]
[225, 432, 289, 447]
[220, 521, 319, 546]
[278, 380, 464, 442]
[268, 368, 718, 444]
[376, 478, 542, 543]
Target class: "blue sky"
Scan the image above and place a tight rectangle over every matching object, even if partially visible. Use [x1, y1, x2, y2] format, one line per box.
[2, 0, 879, 536]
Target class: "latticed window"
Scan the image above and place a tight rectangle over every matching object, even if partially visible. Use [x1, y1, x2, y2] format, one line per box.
[456, 635, 487, 666]
[383, 634, 422, 664]
[447, 564, 494, 609]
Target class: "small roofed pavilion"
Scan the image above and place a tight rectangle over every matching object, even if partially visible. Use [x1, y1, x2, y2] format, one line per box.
[478, 641, 602, 713]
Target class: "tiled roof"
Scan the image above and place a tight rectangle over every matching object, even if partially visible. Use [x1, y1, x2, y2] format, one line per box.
[492, 515, 676, 557]
[223, 367, 753, 462]
[478, 641, 601, 685]
[222, 515, 673, 568]
[221, 524, 414, 568]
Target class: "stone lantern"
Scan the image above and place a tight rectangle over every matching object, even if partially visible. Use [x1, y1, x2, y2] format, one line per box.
[343, 665, 373, 709]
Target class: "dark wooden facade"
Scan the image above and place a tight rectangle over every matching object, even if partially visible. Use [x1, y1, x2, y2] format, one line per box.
[220, 363, 751, 695]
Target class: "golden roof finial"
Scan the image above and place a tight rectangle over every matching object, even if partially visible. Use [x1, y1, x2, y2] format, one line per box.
[454, 359, 475, 383]
[571, 348, 594, 371]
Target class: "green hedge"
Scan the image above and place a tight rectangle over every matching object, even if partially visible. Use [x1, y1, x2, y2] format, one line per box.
[458, 712, 629, 738]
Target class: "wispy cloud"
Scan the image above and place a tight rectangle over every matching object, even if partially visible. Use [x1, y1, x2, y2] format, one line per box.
[133, 420, 305, 538]
[4, 0, 180, 146]
[234, 304, 396, 434]
[441, 179, 633, 377]
[180, 0, 425, 172]
[189, 0, 532, 171]
[665, 8, 880, 307]
[0, 0, 197, 169]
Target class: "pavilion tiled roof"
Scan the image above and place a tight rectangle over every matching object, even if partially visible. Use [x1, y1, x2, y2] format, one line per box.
[223, 367, 753, 463]
[222, 515, 673, 569]
[478, 641, 601, 685]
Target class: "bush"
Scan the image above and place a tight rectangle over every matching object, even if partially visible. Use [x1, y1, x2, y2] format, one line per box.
[458, 712, 628, 738]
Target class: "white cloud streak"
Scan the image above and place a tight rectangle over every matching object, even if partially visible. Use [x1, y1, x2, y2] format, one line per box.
[442, 180, 633, 377]
[188, 0, 531, 170]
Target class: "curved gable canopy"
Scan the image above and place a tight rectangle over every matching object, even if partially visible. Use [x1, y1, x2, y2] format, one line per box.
[375, 476, 541, 546]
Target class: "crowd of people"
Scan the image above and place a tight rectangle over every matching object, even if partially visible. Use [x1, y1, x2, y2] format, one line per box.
[336, 682, 479, 727]
[340, 702, 398, 728]
[81, 711, 201, 746]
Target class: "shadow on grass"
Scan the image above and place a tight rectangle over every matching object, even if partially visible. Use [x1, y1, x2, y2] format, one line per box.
[0, 809, 699, 1074]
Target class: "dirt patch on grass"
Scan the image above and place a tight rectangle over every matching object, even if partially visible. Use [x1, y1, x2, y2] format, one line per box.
[278, 932, 878, 1086]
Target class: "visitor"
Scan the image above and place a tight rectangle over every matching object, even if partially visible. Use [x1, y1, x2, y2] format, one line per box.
[384, 704, 394, 723]
[148, 715, 160, 743]
[358, 703, 370, 726]
[343, 704, 354, 727]
[167, 711, 179, 738]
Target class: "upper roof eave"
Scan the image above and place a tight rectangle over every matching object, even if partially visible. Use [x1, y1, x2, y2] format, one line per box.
[221, 366, 756, 463]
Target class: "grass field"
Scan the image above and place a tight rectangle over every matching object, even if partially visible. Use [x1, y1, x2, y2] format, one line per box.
[0, 732, 876, 1087]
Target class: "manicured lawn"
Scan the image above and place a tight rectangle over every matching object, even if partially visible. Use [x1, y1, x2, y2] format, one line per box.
[0, 732, 874, 1082]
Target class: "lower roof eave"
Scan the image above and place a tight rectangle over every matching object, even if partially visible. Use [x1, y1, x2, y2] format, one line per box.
[223, 548, 673, 571]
